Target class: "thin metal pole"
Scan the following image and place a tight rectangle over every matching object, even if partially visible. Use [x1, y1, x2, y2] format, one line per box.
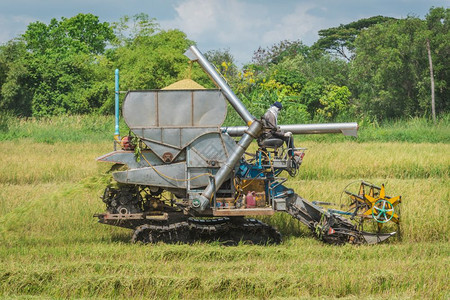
[114, 69, 120, 137]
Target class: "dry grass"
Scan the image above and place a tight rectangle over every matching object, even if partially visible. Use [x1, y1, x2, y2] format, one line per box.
[294, 141, 449, 179]
[0, 140, 111, 185]
[0, 138, 448, 299]
[0, 240, 447, 299]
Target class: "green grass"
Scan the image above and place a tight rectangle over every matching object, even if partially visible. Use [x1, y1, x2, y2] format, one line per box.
[299, 114, 450, 143]
[0, 113, 448, 144]
[0, 114, 124, 144]
[0, 116, 449, 298]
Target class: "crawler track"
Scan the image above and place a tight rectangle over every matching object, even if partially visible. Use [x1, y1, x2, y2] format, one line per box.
[131, 217, 282, 245]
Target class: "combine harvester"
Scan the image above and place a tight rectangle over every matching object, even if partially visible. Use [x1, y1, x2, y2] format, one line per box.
[96, 46, 401, 245]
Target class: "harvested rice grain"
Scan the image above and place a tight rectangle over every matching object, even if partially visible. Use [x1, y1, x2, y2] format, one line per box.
[162, 79, 205, 90]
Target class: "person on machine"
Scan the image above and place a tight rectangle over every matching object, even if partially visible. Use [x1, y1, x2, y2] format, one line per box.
[262, 101, 302, 157]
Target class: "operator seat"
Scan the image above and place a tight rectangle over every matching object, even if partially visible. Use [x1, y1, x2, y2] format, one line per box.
[260, 138, 284, 149]
[258, 138, 284, 158]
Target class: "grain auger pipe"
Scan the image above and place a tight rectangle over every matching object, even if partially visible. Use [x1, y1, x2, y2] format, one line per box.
[222, 123, 359, 138]
[184, 45, 263, 210]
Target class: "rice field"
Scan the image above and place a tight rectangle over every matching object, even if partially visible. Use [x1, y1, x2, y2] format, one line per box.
[0, 134, 449, 298]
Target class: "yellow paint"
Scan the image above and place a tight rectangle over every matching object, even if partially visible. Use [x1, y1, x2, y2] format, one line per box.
[359, 184, 402, 228]
[114, 134, 122, 147]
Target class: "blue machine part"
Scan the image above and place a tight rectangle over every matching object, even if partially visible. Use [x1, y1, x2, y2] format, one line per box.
[327, 209, 355, 216]
[269, 181, 293, 199]
[237, 157, 293, 200]
[237, 159, 265, 179]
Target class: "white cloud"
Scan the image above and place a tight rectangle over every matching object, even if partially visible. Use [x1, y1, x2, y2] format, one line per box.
[165, 0, 267, 43]
[0, 14, 36, 44]
[164, 0, 325, 64]
[262, 4, 323, 45]
[171, 0, 220, 36]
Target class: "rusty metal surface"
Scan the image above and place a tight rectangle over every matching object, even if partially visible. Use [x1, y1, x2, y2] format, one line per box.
[98, 213, 168, 220]
[213, 208, 275, 216]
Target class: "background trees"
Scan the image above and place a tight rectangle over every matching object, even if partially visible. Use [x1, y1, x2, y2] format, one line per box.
[350, 8, 449, 120]
[0, 8, 448, 124]
[0, 41, 31, 116]
[313, 16, 396, 61]
[24, 13, 116, 116]
[425, 7, 449, 115]
[0, 13, 115, 117]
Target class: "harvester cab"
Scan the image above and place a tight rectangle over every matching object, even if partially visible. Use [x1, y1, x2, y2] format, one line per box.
[95, 45, 401, 245]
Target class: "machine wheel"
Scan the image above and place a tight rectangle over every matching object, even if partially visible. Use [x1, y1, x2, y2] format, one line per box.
[372, 199, 394, 223]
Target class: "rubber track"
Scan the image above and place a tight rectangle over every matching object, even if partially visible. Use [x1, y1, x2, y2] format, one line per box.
[131, 218, 282, 245]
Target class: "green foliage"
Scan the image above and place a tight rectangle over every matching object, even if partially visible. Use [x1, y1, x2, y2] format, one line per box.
[314, 16, 396, 60]
[300, 54, 350, 86]
[251, 40, 309, 68]
[204, 48, 239, 82]
[24, 13, 114, 55]
[113, 29, 194, 91]
[28, 51, 112, 116]
[0, 40, 32, 116]
[0, 8, 448, 124]
[111, 13, 159, 46]
[424, 7, 450, 114]
[271, 57, 306, 93]
[5, 13, 116, 117]
[317, 85, 351, 120]
[350, 8, 449, 121]
[230, 44, 353, 124]
[298, 77, 326, 117]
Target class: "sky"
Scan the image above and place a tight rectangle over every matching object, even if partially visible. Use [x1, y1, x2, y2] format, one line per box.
[0, 0, 448, 65]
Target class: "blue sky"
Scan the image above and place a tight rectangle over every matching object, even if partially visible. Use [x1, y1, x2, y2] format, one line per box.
[0, 0, 448, 65]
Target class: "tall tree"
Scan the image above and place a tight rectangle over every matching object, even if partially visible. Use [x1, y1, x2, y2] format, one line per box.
[0, 40, 32, 116]
[24, 13, 114, 55]
[113, 29, 195, 91]
[425, 7, 450, 117]
[111, 13, 159, 47]
[108, 14, 205, 106]
[350, 7, 449, 120]
[426, 38, 436, 124]
[252, 40, 309, 68]
[21, 13, 115, 116]
[314, 16, 396, 61]
[204, 48, 238, 83]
